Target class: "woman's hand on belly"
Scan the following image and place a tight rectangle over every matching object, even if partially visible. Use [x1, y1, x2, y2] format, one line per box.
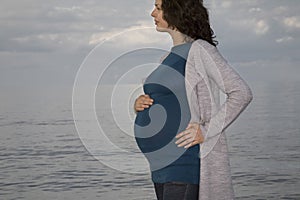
[134, 94, 154, 113]
[175, 123, 205, 148]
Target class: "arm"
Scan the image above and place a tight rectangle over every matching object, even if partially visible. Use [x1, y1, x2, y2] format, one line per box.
[188, 41, 253, 140]
[185, 48, 202, 124]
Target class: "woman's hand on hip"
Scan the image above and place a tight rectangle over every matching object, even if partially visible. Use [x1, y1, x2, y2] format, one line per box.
[175, 123, 205, 148]
[134, 94, 154, 113]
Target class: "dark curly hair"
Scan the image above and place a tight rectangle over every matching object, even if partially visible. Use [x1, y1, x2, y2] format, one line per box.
[161, 0, 218, 46]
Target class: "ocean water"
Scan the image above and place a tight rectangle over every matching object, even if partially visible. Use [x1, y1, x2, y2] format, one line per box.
[1, 78, 300, 200]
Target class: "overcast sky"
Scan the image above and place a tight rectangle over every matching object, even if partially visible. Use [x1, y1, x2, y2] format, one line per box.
[1, 0, 299, 93]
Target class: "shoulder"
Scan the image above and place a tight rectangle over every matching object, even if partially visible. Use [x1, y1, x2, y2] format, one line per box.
[187, 39, 228, 75]
[190, 39, 217, 55]
[189, 39, 225, 67]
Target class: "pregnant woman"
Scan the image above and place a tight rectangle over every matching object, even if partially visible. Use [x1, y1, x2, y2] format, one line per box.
[134, 0, 253, 199]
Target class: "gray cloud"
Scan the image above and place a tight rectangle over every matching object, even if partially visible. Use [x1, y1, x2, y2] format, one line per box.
[0, 0, 299, 89]
[2, 0, 298, 56]
[208, 0, 300, 62]
[0, 0, 153, 53]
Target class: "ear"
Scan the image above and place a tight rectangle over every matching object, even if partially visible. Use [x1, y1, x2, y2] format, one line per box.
[168, 24, 177, 31]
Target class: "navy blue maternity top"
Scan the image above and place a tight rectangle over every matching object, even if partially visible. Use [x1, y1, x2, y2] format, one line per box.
[134, 42, 200, 184]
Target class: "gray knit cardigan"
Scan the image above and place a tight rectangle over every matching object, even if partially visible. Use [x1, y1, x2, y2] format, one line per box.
[185, 39, 253, 200]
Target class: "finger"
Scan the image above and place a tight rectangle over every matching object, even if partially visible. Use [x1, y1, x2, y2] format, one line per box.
[143, 101, 153, 106]
[184, 140, 199, 149]
[144, 98, 154, 105]
[175, 129, 189, 138]
[138, 103, 148, 109]
[177, 137, 194, 147]
[139, 99, 153, 106]
[141, 104, 150, 108]
[135, 107, 145, 111]
[176, 133, 194, 145]
[175, 133, 193, 144]
[136, 103, 152, 111]
[143, 95, 154, 102]
[138, 95, 148, 102]
[137, 99, 148, 105]
[176, 127, 197, 138]
[139, 101, 152, 107]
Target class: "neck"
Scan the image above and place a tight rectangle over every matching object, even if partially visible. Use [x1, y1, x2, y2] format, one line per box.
[156, 26, 194, 46]
[168, 29, 193, 46]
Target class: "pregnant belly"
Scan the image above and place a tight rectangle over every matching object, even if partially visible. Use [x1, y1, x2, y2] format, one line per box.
[134, 95, 190, 153]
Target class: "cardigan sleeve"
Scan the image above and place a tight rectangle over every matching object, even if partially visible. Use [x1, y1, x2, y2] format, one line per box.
[185, 47, 202, 124]
[189, 40, 253, 140]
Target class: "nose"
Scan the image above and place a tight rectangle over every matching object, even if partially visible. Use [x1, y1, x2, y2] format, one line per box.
[151, 8, 156, 17]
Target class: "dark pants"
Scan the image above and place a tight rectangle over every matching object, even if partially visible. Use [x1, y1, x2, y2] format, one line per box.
[154, 182, 199, 200]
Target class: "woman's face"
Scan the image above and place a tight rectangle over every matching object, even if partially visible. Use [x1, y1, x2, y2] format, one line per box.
[151, 0, 169, 32]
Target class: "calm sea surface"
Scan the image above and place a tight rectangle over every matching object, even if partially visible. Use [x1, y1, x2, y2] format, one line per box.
[1, 78, 300, 200]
